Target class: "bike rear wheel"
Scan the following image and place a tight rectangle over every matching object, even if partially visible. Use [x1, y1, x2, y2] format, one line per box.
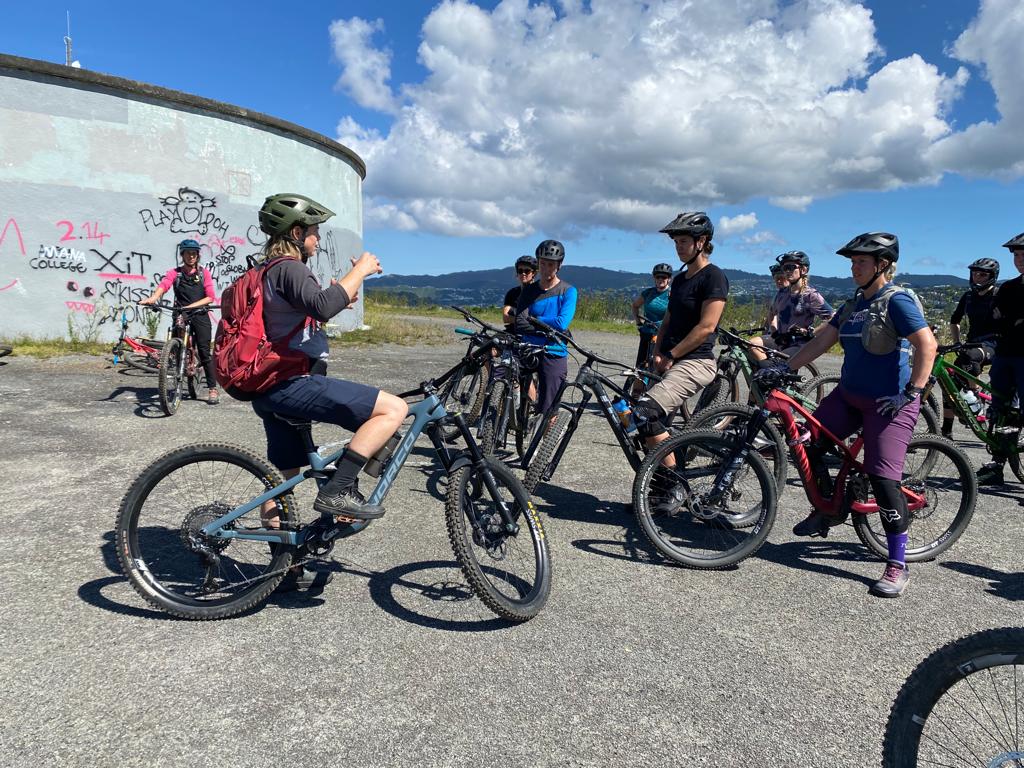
[798, 373, 839, 406]
[523, 410, 572, 493]
[478, 379, 511, 456]
[882, 627, 1024, 767]
[632, 430, 777, 569]
[158, 337, 184, 416]
[445, 457, 551, 621]
[441, 362, 489, 441]
[685, 403, 787, 497]
[852, 434, 976, 562]
[114, 443, 298, 620]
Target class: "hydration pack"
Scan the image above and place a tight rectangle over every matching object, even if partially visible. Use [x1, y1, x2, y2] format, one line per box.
[214, 257, 308, 399]
[834, 283, 925, 356]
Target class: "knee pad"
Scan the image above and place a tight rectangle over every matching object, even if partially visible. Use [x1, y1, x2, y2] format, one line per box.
[634, 396, 668, 438]
[868, 474, 910, 534]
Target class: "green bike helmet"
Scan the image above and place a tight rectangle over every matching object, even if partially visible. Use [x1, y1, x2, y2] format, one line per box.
[259, 193, 335, 237]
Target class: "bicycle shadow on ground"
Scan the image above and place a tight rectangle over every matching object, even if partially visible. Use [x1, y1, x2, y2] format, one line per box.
[323, 557, 521, 632]
[83, 532, 518, 630]
[572, 525, 669, 567]
[99, 370, 166, 418]
[939, 561, 1024, 601]
[529, 482, 628, 527]
[974, 484, 1024, 506]
[755, 535, 877, 587]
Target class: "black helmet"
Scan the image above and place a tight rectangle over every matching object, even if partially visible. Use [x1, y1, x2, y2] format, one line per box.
[836, 232, 899, 263]
[769, 263, 783, 276]
[776, 250, 810, 268]
[1003, 232, 1024, 251]
[659, 211, 714, 241]
[652, 263, 673, 277]
[535, 240, 565, 262]
[968, 257, 999, 292]
[515, 254, 538, 271]
[259, 193, 335, 237]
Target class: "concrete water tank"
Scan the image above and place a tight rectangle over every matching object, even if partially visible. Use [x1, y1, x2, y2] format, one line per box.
[0, 54, 366, 340]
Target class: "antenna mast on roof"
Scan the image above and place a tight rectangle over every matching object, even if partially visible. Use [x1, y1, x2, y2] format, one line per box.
[64, 12, 72, 66]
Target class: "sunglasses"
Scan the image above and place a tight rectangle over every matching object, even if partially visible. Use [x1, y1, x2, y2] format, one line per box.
[516, 268, 534, 275]
[780, 263, 800, 272]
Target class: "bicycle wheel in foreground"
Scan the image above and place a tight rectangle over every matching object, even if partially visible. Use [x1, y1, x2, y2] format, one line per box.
[445, 457, 551, 621]
[632, 429, 777, 569]
[115, 443, 297, 620]
[158, 337, 184, 415]
[882, 627, 1024, 767]
[852, 434, 976, 563]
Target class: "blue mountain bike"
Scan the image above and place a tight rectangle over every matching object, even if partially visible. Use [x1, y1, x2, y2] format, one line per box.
[115, 363, 551, 622]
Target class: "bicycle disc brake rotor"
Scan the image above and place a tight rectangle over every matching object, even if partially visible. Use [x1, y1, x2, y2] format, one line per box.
[903, 480, 937, 521]
[471, 509, 509, 560]
[180, 502, 233, 554]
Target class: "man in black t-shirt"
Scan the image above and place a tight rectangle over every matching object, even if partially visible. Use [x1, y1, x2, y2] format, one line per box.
[633, 212, 728, 468]
[503, 255, 537, 331]
[942, 257, 999, 438]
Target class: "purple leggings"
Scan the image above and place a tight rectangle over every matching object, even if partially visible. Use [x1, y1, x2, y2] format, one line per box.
[812, 385, 919, 481]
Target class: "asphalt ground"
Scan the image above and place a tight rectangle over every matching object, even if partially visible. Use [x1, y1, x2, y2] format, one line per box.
[1, 327, 1021, 768]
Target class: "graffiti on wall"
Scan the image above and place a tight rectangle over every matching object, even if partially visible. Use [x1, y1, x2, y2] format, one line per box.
[3, 187, 349, 336]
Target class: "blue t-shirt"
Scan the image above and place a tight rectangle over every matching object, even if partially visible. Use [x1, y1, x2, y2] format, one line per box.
[514, 280, 578, 358]
[830, 288, 927, 398]
[639, 286, 669, 335]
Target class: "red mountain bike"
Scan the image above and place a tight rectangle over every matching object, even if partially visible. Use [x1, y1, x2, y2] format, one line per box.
[632, 369, 977, 569]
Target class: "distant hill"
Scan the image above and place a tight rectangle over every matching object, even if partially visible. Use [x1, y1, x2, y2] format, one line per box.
[367, 266, 969, 307]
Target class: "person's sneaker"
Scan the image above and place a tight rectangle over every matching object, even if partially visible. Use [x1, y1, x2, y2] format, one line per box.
[792, 511, 847, 538]
[977, 461, 1006, 486]
[208, 388, 219, 404]
[651, 482, 688, 517]
[940, 429, 953, 441]
[277, 566, 333, 593]
[313, 487, 385, 519]
[870, 560, 909, 598]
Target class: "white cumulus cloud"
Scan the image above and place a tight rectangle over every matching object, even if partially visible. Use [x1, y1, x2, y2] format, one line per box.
[331, 0, 1011, 238]
[718, 213, 759, 238]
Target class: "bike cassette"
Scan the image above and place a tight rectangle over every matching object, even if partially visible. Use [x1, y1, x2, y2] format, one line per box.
[180, 502, 233, 554]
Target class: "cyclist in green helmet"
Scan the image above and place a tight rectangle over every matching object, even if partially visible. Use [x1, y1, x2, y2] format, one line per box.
[252, 193, 408, 590]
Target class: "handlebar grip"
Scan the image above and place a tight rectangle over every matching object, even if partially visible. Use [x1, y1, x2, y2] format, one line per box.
[454, 327, 474, 335]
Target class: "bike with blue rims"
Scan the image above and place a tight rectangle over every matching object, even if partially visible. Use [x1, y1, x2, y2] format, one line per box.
[115, 358, 552, 622]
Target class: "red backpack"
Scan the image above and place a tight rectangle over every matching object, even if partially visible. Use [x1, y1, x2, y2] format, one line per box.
[214, 257, 309, 399]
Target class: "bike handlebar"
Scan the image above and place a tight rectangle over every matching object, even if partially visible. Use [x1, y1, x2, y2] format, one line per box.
[448, 305, 504, 335]
[526, 315, 639, 372]
[937, 341, 988, 356]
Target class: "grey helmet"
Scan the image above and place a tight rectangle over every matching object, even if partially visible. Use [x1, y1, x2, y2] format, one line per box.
[515, 254, 538, 271]
[652, 263, 674, 277]
[535, 240, 565, 262]
[836, 232, 899, 263]
[659, 211, 714, 241]
[1003, 232, 1024, 251]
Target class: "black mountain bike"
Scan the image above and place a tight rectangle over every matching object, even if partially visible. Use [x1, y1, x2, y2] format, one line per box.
[883, 627, 1024, 767]
[438, 306, 496, 440]
[478, 334, 545, 461]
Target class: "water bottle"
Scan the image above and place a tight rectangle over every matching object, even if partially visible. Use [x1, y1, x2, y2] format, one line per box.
[612, 398, 637, 435]
[961, 388, 982, 416]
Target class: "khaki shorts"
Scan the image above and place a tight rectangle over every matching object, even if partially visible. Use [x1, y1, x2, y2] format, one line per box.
[646, 357, 718, 414]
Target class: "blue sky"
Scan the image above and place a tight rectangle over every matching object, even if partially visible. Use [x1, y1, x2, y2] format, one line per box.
[2, 1, 1022, 279]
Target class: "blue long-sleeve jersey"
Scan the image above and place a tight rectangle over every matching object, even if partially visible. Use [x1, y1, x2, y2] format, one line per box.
[513, 280, 577, 357]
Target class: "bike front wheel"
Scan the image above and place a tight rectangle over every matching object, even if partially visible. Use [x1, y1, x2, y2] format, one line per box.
[882, 627, 1024, 767]
[158, 337, 184, 415]
[445, 457, 551, 621]
[441, 362, 489, 441]
[115, 443, 298, 620]
[685, 403, 787, 496]
[478, 379, 510, 456]
[632, 429, 777, 569]
[852, 434, 976, 562]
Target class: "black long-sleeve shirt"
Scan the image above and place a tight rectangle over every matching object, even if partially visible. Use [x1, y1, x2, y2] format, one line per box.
[993, 276, 1024, 356]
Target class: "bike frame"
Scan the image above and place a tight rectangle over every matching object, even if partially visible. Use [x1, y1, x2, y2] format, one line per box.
[199, 373, 510, 549]
[929, 353, 994, 442]
[112, 306, 160, 363]
[762, 388, 926, 515]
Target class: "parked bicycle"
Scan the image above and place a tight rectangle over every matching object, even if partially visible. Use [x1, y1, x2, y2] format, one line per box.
[146, 302, 217, 416]
[717, 325, 823, 403]
[437, 306, 496, 440]
[882, 626, 1024, 767]
[520, 316, 701, 494]
[111, 305, 163, 374]
[632, 368, 977, 569]
[927, 341, 1024, 481]
[477, 334, 545, 461]
[115, 361, 551, 622]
